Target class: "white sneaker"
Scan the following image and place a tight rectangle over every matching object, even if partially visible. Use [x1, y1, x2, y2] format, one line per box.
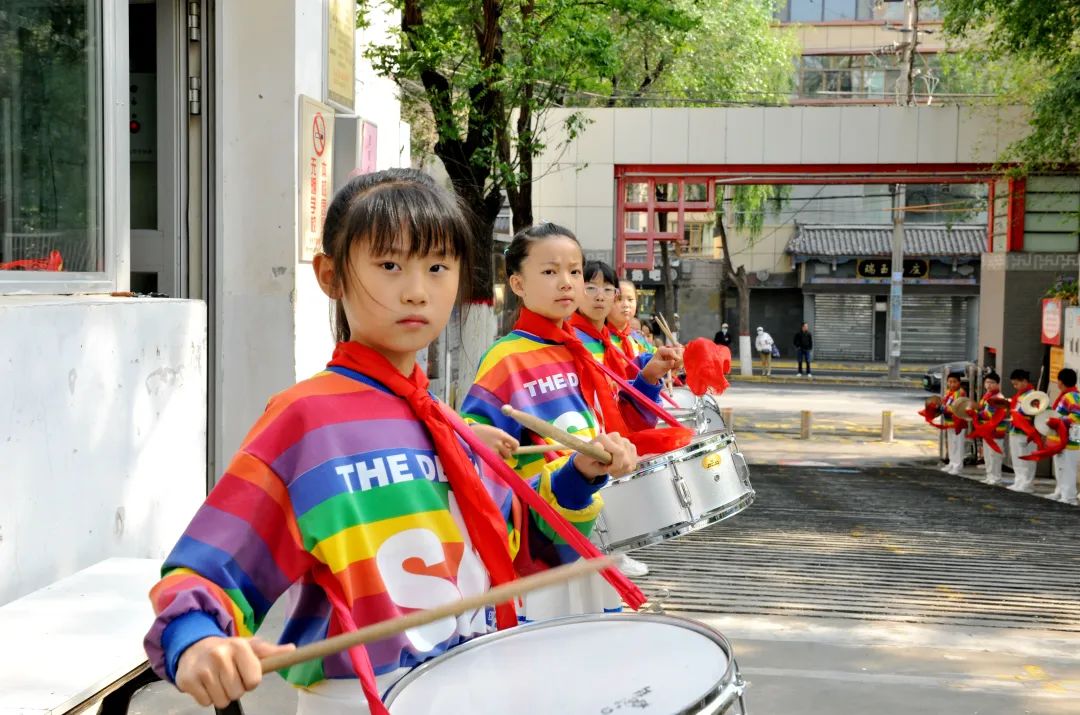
[1048, 490, 1061, 500]
[615, 553, 650, 577]
[1008, 483, 1033, 493]
[1060, 497, 1079, 506]
[939, 464, 952, 472]
[983, 476, 1001, 485]
[948, 466, 963, 476]
[807, 373, 813, 379]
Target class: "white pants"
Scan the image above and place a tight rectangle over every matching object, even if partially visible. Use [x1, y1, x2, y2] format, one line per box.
[946, 430, 966, 471]
[1009, 432, 1037, 491]
[1052, 449, 1079, 503]
[984, 437, 1005, 482]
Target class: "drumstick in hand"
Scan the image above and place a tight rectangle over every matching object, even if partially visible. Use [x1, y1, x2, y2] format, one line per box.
[258, 556, 613, 674]
[514, 444, 569, 456]
[500, 404, 612, 465]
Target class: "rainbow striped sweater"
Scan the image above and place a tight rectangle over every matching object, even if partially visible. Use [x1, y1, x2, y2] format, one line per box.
[611, 330, 656, 371]
[1054, 389, 1080, 449]
[144, 367, 605, 687]
[460, 330, 660, 558]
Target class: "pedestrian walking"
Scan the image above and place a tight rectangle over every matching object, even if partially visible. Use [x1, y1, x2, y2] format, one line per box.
[940, 371, 968, 475]
[714, 322, 733, 348]
[1007, 369, 1038, 493]
[754, 326, 774, 377]
[1049, 368, 1080, 505]
[793, 323, 813, 378]
[975, 371, 1008, 485]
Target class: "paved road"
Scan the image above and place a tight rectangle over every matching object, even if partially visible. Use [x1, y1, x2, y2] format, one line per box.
[632, 464, 1080, 714]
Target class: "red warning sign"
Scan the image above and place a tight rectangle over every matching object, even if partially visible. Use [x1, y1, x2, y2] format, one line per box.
[313, 113, 327, 157]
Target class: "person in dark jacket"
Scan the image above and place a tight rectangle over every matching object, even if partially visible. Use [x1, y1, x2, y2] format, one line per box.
[714, 322, 734, 348]
[794, 323, 813, 378]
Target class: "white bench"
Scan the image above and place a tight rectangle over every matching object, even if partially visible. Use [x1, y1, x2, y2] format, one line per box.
[0, 558, 162, 715]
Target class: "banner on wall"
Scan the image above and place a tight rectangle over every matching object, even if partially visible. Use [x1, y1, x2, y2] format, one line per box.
[1041, 298, 1064, 346]
[1064, 306, 1080, 370]
[327, 0, 356, 109]
[299, 95, 335, 263]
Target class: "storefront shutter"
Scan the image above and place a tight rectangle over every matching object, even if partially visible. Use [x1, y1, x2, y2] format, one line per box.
[813, 294, 873, 360]
[901, 295, 970, 362]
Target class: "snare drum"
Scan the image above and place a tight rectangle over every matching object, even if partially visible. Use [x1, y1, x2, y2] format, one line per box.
[669, 387, 726, 435]
[383, 613, 747, 714]
[591, 432, 754, 553]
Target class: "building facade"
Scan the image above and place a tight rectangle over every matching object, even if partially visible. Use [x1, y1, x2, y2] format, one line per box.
[0, 0, 409, 604]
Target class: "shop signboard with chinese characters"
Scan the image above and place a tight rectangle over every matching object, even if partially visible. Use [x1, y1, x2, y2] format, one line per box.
[299, 96, 335, 262]
[855, 258, 930, 279]
[1041, 298, 1063, 346]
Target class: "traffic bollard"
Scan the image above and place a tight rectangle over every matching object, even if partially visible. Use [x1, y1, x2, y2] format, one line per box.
[800, 410, 812, 440]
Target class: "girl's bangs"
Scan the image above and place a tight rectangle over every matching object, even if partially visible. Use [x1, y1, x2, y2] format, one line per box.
[343, 182, 470, 260]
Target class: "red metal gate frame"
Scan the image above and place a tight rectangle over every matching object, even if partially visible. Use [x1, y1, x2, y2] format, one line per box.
[614, 163, 1009, 275]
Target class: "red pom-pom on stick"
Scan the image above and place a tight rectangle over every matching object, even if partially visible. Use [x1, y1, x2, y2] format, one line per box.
[628, 426, 695, 457]
[683, 338, 732, 397]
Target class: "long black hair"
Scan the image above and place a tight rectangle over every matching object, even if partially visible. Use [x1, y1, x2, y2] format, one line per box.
[321, 168, 474, 341]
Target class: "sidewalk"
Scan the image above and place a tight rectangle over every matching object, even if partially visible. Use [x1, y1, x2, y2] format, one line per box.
[730, 358, 932, 375]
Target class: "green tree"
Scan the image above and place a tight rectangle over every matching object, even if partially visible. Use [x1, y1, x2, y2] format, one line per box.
[593, 0, 797, 106]
[364, 0, 692, 308]
[937, 0, 1080, 166]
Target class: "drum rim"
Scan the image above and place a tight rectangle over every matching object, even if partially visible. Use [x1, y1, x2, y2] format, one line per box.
[613, 431, 737, 484]
[381, 612, 743, 713]
[600, 490, 756, 553]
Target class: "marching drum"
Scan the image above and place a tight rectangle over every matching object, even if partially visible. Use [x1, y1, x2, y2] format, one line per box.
[669, 387, 727, 435]
[383, 613, 748, 714]
[591, 431, 754, 553]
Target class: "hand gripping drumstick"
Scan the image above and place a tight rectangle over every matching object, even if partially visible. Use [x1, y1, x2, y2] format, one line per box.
[500, 404, 613, 465]
[213, 557, 613, 715]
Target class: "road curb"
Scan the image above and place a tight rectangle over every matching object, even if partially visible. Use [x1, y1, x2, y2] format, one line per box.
[729, 374, 920, 389]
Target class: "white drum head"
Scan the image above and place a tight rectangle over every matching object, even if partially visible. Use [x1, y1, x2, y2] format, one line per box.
[385, 615, 732, 714]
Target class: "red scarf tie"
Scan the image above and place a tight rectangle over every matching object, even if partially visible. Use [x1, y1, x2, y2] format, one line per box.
[329, 342, 519, 630]
[514, 308, 632, 436]
[610, 321, 639, 361]
[568, 312, 628, 380]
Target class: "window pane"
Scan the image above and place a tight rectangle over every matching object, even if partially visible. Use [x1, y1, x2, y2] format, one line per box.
[823, 0, 856, 21]
[790, 0, 822, 22]
[1, 0, 103, 273]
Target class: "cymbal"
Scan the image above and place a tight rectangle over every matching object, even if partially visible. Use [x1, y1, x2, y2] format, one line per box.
[1019, 390, 1050, 416]
[924, 395, 942, 411]
[949, 397, 974, 418]
[986, 396, 1010, 408]
[1034, 410, 1055, 436]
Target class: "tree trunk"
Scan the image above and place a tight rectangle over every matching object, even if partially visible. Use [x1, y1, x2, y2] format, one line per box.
[660, 240, 675, 340]
[715, 217, 753, 376]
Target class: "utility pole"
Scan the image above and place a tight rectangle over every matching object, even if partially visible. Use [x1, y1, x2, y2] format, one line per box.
[887, 0, 919, 379]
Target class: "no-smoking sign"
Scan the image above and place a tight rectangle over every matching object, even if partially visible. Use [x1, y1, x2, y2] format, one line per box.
[313, 113, 327, 157]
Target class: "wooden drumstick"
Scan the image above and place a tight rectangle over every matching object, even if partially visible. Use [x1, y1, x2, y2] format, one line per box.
[257, 556, 613, 674]
[500, 404, 612, 465]
[513, 443, 568, 455]
[655, 314, 678, 346]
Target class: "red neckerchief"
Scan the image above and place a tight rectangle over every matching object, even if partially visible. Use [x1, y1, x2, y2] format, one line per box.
[329, 342, 517, 631]
[1010, 386, 1032, 410]
[609, 320, 638, 361]
[569, 312, 627, 380]
[1053, 387, 1077, 411]
[513, 308, 631, 435]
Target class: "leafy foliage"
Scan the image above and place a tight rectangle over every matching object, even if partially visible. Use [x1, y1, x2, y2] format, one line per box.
[360, 0, 795, 299]
[938, 0, 1080, 167]
[586, 0, 797, 106]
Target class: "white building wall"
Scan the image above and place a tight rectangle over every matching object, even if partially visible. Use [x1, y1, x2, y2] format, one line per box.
[0, 298, 206, 603]
[533, 105, 1030, 255]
